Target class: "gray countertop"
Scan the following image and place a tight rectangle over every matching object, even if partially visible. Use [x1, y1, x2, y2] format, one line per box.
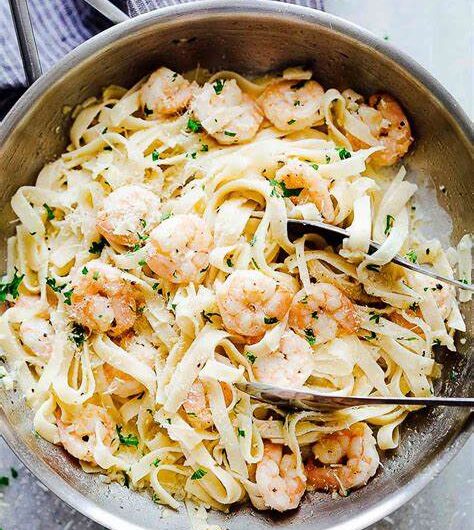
[0, 1, 472, 529]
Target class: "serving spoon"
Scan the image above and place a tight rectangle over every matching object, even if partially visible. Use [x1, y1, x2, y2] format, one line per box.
[251, 213, 473, 292]
[236, 382, 474, 412]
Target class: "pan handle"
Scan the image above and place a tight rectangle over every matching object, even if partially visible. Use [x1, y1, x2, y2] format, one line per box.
[8, 0, 129, 88]
[8, 0, 42, 86]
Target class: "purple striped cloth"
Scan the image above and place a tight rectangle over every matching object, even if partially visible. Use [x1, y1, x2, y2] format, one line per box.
[0, 0, 324, 116]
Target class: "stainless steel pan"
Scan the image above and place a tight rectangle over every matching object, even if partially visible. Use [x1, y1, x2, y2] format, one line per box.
[0, 2, 472, 529]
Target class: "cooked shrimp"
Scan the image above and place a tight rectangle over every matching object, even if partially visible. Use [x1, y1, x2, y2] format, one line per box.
[19, 317, 53, 363]
[259, 79, 324, 131]
[216, 270, 293, 341]
[70, 260, 137, 336]
[103, 332, 156, 398]
[346, 92, 412, 167]
[305, 422, 379, 494]
[56, 404, 118, 462]
[145, 214, 212, 284]
[274, 159, 335, 222]
[190, 79, 263, 145]
[182, 380, 233, 430]
[254, 330, 314, 387]
[96, 185, 160, 247]
[256, 442, 306, 512]
[289, 283, 359, 345]
[140, 67, 196, 118]
[15, 295, 52, 363]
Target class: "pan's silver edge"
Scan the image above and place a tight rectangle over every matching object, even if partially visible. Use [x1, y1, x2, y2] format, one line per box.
[0, 2, 472, 530]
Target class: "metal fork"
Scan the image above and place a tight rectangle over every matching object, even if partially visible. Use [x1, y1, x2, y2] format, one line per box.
[236, 382, 474, 412]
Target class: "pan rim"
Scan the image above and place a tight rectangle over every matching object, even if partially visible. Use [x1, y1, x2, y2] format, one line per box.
[0, 2, 472, 529]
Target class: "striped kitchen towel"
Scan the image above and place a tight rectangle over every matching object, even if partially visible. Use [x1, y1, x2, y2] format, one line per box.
[0, 0, 324, 116]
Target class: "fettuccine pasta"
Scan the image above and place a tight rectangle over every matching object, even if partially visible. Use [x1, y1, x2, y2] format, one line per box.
[0, 65, 471, 515]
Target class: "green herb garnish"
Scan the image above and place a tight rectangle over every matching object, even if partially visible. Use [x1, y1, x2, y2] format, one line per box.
[406, 250, 418, 263]
[336, 147, 352, 160]
[191, 468, 207, 480]
[116, 425, 139, 447]
[88, 237, 108, 254]
[224, 130, 236, 137]
[70, 323, 86, 347]
[187, 118, 202, 133]
[384, 215, 395, 236]
[304, 328, 316, 346]
[237, 428, 246, 438]
[246, 352, 257, 364]
[0, 268, 24, 302]
[152, 149, 160, 161]
[43, 203, 55, 221]
[213, 79, 225, 95]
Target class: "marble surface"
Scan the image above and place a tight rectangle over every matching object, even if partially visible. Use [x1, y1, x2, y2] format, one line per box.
[0, 1, 472, 529]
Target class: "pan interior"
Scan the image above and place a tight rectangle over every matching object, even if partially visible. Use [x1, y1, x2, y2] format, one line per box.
[0, 5, 472, 530]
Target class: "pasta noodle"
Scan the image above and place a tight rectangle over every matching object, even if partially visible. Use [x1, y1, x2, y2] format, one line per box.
[0, 65, 470, 516]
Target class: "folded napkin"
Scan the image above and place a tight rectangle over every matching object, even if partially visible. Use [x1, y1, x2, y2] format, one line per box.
[0, 0, 323, 116]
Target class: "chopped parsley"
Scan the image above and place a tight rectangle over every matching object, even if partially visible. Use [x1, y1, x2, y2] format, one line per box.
[237, 428, 246, 438]
[46, 276, 74, 304]
[43, 203, 55, 221]
[213, 79, 225, 95]
[0, 476, 9, 487]
[138, 259, 147, 267]
[311, 311, 319, 320]
[10, 467, 18, 479]
[409, 302, 420, 311]
[63, 289, 74, 306]
[226, 258, 233, 268]
[201, 144, 209, 152]
[81, 266, 88, 275]
[449, 369, 458, 382]
[152, 458, 161, 467]
[46, 276, 64, 293]
[311, 163, 319, 171]
[369, 312, 380, 324]
[187, 118, 202, 133]
[144, 105, 153, 116]
[364, 331, 377, 340]
[384, 214, 395, 236]
[160, 212, 172, 222]
[0, 268, 24, 302]
[304, 328, 316, 346]
[459, 278, 469, 285]
[432, 338, 442, 346]
[190, 468, 207, 480]
[249, 235, 257, 246]
[287, 119, 296, 125]
[264, 316, 278, 325]
[269, 179, 303, 198]
[325, 154, 331, 163]
[251, 258, 260, 270]
[294, 100, 301, 106]
[224, 130, 236, 137]
[116, 425, 139, 447]
[336, 147, 352, 160]
[246, 352, 257, 364]
[92, 271, 100, 280]
[152, 149, 160, 161]
[88, 237, 108, 254]
[70, 323, 86, 347]
[405, 250, 418, 263]
[152, 283, 160, 291]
